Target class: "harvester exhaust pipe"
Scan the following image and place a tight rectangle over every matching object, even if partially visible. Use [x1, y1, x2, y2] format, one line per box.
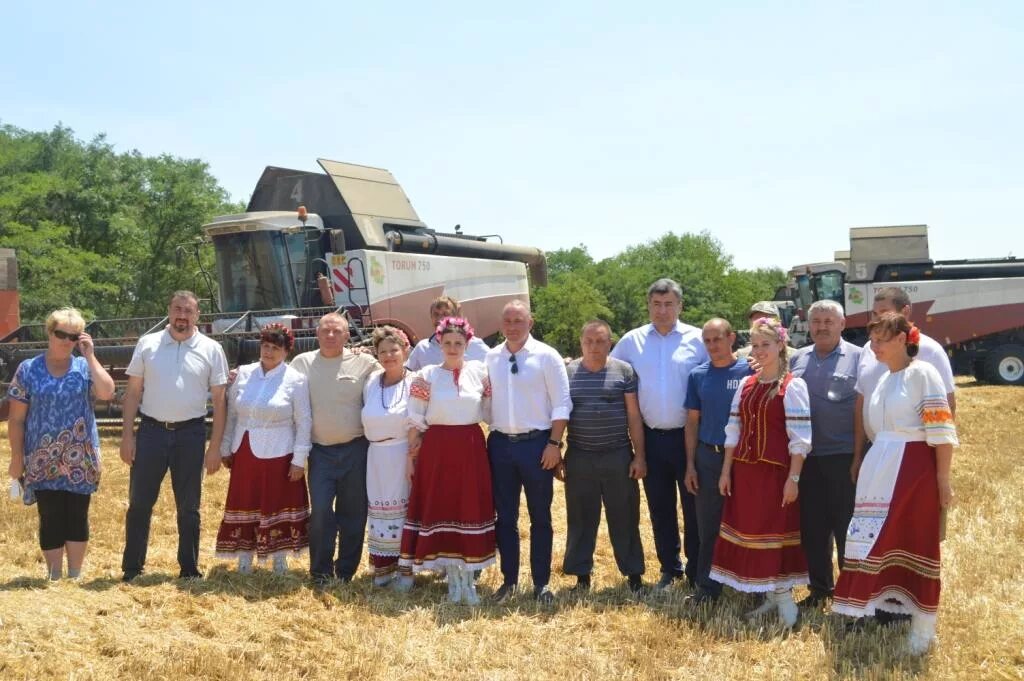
[385, 231, 547, 286]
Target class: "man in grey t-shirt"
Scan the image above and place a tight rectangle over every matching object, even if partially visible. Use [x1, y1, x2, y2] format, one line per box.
[563, 319, 647, 594]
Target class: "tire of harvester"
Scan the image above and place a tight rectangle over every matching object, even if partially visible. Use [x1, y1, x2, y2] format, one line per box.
[984, 344, 1024, 385]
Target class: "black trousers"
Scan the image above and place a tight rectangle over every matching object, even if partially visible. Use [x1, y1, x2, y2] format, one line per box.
[643, 426, 699, 582]
[693, 443, 725, 595]
[122, 420, 207, 576]
[798, 453, 856, 595]
[562, 444, 644, 578]
[35, 489, 91, 550]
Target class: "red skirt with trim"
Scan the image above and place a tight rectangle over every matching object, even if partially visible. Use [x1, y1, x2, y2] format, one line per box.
[833, 441, 941, 617]
[399, 424, 496, 573]
[215, 432, 310, 559]
[710, 458, 808, 592]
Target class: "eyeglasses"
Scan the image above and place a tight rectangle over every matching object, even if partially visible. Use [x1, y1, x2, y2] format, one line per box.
[52, 329, 81, 342]
[509, 353, 518, 375]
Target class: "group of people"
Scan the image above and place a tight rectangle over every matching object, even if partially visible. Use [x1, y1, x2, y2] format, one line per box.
[6, 281, 957, 655]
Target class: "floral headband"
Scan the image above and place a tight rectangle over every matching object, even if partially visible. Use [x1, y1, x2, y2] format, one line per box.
[907, 324, 920, 346]
[435, 316, 475, 342]
[260, 322, 295, 351]
[752, 316, 788, 344]
[391, 327, 411, 348]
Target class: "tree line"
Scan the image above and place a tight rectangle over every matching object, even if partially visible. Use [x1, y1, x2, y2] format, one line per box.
[1, 123, 785, 349]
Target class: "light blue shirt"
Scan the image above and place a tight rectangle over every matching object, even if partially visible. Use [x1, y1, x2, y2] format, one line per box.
[789, 339, 862, 456]
[610, 321, 708, 429]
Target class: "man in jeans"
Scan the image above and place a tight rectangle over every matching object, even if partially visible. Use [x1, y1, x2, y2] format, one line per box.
[683, 318, 751, 604]
[290, 312, 379, 585]
[120, 291, 228, 582]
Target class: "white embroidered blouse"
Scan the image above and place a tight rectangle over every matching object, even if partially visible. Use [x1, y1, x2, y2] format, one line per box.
[867, 361, 958, 446]
[362, 369, 416, 443]
[220, 362, 313, 466]
[407, 361, 491, 431]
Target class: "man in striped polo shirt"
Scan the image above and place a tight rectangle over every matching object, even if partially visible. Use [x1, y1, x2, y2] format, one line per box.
[562, 319, 647, 594]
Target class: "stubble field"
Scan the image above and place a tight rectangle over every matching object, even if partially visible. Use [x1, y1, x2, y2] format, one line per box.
[0, 379, 1022, 680]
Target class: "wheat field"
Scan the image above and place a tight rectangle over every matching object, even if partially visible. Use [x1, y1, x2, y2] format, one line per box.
[1, 379, 1022, 680]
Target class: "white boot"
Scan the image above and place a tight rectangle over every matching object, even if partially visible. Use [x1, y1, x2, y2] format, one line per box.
[237, 554, 253, 574]
[745, 591, 777, 619]
[391, 573, 414, 593]
[446, 565, 462, 603]
[775, 589, 799, 628]
[460, 567, 480, 606]
[907, 613, 937, 655]
[272, 554, 288, 575]
[373, 572, 395, 587]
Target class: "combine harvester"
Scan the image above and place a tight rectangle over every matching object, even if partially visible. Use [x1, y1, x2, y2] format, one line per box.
[0, 159, 547, 417]
[780, 225, 1024, 384]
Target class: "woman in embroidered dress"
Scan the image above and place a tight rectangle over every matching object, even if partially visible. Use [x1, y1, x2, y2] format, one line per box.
[216, 323, 312, 574]
[399, 316, 496, 604]
[711, 317, 811, 627]
[832, 312, 957, 655]
[6, 307, 115, 580]
[361, 326, 416, 590]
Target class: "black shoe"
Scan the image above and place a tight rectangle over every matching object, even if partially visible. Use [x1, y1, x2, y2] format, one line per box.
[655, 573, 683, 590]
[311, 573, 332, 589]
[492, 582, 518, 603]
[534, 585, 555, 605]
[121, 570, 141, 583]
[570, 575, 591, 594]
[627, 575, 648, 596]
[684, 588, 718, 607]
[178, 570, 203, 582]
[336, 574, 353, 584]
[797, 591, 831, 609]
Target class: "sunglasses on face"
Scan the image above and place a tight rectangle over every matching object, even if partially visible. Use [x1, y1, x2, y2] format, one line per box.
[509, 353, 519, 375]
[53, 329, 81, 342]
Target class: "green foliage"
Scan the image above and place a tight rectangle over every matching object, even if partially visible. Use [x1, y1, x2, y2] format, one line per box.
[0, 123, 243, 322]
[532, 236, 786, 348]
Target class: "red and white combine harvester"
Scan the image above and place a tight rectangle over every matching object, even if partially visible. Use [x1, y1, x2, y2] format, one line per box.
[780, 225, 1024, 385]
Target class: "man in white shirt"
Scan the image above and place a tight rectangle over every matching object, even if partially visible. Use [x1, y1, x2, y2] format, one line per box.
[853, 286, 957, 481]
[406, 295, 490, 370]
[120, 291, 229, 582]
[610, 278, 709, 590]
[486, 299, 572, 604]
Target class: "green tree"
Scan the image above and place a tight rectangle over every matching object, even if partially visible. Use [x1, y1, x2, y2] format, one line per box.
[531, 273, 613, 356]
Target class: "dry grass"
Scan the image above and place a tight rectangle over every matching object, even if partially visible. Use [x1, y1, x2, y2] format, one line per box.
[1, 379, 1022, 680]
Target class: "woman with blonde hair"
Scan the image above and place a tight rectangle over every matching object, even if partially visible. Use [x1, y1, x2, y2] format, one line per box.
[711, 317, 811, 627]
[6, 307, 115, 580]
[833, 312, 957, 655]
[361, 325, 416, 590]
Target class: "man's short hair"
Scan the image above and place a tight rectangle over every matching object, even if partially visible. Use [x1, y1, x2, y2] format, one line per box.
[647, 278, 682, 302]
[318, 311, 348, 328]
[703, 317, 734, 336]
[747, 301, 780, 319]
[430, 295, 461, 313]
[807, 300, 844, 319]
[169, 290, 199, 307]
[580, 318, 612, 337]
[503, 298, 532, 316]
[874, 286, 912, 311]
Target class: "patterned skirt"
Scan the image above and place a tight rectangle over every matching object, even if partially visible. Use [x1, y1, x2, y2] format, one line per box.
[399, 424, 497, 574]
[833, 441, 941, 618]
[367, 439, 411, 577]
[215, 432, 310, 560]
[710, 458, 808, 592]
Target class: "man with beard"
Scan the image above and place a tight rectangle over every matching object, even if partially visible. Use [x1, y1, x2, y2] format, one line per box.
[788, 299, 862, 608]
[120, 291, 229, 582]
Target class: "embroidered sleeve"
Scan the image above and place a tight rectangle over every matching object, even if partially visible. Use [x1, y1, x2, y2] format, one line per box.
[406, 373, 431, 432]
[6, 361, 31, 403]
[915, 364, 958, 446]
[783, 377, 812, 457]
[723, 378, 744, 448]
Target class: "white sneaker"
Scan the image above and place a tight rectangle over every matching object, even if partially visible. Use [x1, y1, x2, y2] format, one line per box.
[272, 555, 288, 575]
[391, 574, 414, 593]
[373, 573, 395, 587]
[460, 567, 480, 606]
[745, 592, 777, 619]
[907, 614, 937, 655]
[237, 554, 254, 574]
[446, 565, 462, 603]
[776, 590, 799, 628]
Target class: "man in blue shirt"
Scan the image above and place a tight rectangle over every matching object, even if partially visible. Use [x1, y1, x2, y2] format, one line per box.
[611, 278, 709, 589]
[789, 299, 862, 609]
[683, 318, 752, 604]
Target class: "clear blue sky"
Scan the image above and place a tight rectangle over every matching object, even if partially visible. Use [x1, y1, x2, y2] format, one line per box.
[2, 1, 1021, 270]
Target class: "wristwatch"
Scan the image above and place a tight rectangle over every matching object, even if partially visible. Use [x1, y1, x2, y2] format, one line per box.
[789, 474, 800, 484]
[547, 438, 563, 448]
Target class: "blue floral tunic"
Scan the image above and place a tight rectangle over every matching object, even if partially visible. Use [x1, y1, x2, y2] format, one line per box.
[7, 354, 101, 502]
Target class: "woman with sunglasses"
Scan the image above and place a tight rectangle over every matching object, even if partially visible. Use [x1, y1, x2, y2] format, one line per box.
[6, 307, 115, 580]
[215, 323, 312, 575]
[399, 317, 496, 604]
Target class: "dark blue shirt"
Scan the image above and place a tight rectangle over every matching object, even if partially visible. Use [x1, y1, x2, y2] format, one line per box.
[684, 358, 752, 446]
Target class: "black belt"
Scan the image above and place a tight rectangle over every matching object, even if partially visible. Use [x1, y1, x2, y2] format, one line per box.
[700, 441, 725, 454]
[644, 424, 683, 435]
[140, 414, 206, 430]
[492, 428, 550, 443]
